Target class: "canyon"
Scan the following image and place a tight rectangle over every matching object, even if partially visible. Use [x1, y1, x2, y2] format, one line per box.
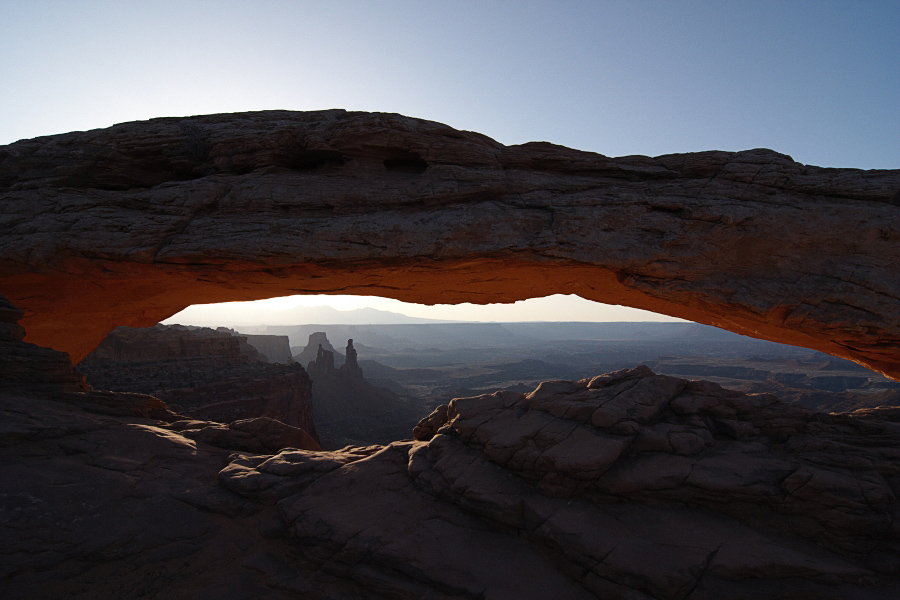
[2, 294, 900, 598]
[2, 111, 900, 598]
[78, 324, 316, 435]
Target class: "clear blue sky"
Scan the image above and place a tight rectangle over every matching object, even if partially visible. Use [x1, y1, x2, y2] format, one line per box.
[3, 1, 898, 322]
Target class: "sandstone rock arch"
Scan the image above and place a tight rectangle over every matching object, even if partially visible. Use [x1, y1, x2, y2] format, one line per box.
[1, 110, 899, 377]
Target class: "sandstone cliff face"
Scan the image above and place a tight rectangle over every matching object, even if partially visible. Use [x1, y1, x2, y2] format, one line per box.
[1, 111, 899, 377]
[86, 324, 255, 361]
[79, 324, 317, 438]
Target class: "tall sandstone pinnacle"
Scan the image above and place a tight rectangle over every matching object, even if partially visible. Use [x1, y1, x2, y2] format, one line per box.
[1, 110, 899, 375]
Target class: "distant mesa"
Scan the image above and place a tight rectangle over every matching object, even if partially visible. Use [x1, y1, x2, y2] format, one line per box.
[294, 331, 344, 369]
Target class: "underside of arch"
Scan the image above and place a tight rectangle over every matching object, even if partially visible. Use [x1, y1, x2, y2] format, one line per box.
[1, 110, 899, 376]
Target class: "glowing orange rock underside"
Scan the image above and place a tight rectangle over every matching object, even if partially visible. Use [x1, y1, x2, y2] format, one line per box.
[5, 256, 889, 378]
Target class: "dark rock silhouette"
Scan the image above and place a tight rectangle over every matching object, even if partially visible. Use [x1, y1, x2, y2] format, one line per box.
[293, 332, 344, 369]
[300, 333, 421, 449]
[338, 338, 362, 378]
[305, 343, 337, 379]
[243, 334, 294, 363]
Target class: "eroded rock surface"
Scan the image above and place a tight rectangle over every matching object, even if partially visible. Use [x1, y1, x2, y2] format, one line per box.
[222, 366, 900, 599]
[1, 111, 899, 375]
[0, 297, 326, 598]
[167, 416, 320, 453]
[4, 288, 900, 598]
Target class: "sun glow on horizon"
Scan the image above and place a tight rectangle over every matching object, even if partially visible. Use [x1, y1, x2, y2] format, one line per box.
[161, 294, 688, 326]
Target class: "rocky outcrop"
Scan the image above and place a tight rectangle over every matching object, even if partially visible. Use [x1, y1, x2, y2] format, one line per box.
[305, 343, 338, 380]
[222, 365, 900, 599]
[0, 387, 337, 599]
[338, 338, 363, 378]
[1, 111, 899, 376]
[79, 324, 317, 437]
[302, 333, 422, 448]
[166, 417, 320, 453]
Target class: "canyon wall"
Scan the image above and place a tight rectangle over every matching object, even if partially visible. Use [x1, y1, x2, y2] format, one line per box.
[79, 324, 316, 437]
[1, 111, 899, 376]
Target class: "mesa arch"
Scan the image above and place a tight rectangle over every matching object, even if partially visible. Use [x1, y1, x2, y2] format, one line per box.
[1, 110, 899, 377]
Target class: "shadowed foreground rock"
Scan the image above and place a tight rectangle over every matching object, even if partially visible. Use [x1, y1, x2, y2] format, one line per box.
[221, 366, 900, 599]
[1, 110, 899, 376]
[3, 289, 900, 598]
[0, 296, 322, 598]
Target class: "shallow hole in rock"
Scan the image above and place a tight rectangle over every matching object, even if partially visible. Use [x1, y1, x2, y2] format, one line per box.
[277, 148, 346, 171]
[383, 151, 428, 174]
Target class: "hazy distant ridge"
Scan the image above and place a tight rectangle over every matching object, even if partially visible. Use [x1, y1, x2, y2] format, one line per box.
[235, 322, 747, 353]
[165, 305, 461, 327]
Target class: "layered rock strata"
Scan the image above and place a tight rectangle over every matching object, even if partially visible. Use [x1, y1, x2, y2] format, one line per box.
[222, 366, 900, 599]
[1, 111, 899, 376]
[79, 324, 317, 437]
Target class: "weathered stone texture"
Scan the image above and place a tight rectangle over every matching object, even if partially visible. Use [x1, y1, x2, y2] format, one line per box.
[222, 366, 900, 599]
[1, 111, 898, 376]
[78, 324, 317, 436]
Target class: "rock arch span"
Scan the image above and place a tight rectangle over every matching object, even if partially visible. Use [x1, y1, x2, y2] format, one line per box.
[1, 110, 899, 376]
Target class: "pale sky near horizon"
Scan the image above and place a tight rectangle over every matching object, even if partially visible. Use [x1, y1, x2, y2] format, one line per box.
[3, 1, 898, 323]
